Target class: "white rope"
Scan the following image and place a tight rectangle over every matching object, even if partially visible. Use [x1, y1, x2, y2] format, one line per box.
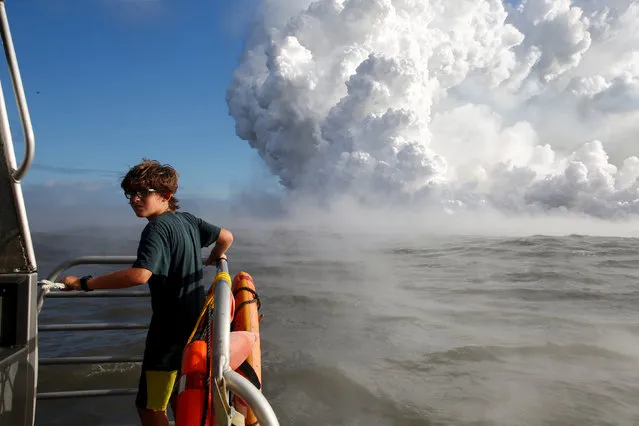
[37, 280, 66, 314]
[38, 279, 66, 291]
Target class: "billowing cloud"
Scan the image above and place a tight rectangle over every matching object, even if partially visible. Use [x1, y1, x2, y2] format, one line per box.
[226, 0, 639, 219]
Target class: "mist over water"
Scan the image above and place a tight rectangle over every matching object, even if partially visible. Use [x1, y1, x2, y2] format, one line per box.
[226, 0, 639, 219]
[34, 226, 639, 425]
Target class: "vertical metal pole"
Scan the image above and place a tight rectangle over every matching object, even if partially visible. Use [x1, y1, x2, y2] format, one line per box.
[211, 259, 234, 425]
[0, 1, 36, 271]
[212, 260, 280, 425]
[213, 259, 232, 381]
[0, 80, 36, 270]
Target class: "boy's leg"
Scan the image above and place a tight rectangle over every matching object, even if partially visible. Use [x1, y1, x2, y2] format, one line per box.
[136, 369, 178, 426]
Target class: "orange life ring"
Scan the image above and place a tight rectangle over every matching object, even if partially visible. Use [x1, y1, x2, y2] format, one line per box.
[231, 272, 262, 426]
[176, 331, 257, 426]
[176, 339, 211, 425]
[176, 272, 262, 426]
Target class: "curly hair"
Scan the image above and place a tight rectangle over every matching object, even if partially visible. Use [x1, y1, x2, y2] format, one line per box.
[121, 159, 180, 210]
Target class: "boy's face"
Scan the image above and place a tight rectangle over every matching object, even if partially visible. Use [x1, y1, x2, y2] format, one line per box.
[125, 188, 169, 220]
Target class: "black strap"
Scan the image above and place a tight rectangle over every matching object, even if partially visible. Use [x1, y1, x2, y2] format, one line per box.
[234, 299, 259, 317]
[201, 306, 213, 426]
[80, 275, 93, 292]
[233, 286, 257, 297]
[233, 286, 262, 315]
[233, 287, 262, 309]
[237, 360, 261, 390]
[231, 286, 262, 391]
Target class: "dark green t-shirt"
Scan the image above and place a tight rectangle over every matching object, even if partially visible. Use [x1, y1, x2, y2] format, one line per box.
[132, 211, 221, 368]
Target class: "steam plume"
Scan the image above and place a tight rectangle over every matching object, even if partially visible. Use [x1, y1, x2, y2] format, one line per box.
[226, 0, 639, 218]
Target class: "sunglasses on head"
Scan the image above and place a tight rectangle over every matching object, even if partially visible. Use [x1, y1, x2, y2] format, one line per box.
[124, 189, 157, 200]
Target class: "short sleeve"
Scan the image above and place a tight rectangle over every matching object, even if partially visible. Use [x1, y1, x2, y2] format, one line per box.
[197, 217, 221, 248]
[132, 223, 170, 276]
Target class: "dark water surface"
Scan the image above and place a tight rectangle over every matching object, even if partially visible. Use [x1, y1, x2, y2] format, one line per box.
[33, 226, 639, 425]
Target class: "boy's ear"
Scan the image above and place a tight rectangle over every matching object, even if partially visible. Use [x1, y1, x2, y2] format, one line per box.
[164, 192, 172, 200]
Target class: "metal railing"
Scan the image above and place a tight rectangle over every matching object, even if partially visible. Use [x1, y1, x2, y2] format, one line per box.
[0, 0, 35, 182]
[37, 255, 280, 425]
[37, 256, 148, 401]
[0, 0, 37, 271]
[37, 255, 140, 313]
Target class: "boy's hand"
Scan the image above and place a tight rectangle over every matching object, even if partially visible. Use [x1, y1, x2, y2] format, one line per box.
[60, 275, 81, 291]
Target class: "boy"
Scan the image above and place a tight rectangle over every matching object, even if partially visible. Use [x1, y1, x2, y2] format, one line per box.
[61, 159, 233, 426]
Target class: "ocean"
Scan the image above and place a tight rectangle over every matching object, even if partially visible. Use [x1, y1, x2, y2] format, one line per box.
[33, 224, 639, 425]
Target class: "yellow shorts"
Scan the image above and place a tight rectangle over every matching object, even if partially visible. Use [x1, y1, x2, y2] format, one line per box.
[135, 369, 178, 411]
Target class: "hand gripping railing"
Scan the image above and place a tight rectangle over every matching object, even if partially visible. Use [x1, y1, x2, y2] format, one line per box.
[37, 255, 280, 426]
[0, 0, 35, 182]
[37, 255, 139, 313]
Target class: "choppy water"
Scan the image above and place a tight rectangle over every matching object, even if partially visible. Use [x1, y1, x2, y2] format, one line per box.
[33, 225, 639, 425]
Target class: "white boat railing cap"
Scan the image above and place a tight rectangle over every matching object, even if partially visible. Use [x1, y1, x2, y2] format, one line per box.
[0, 0, 35, 182]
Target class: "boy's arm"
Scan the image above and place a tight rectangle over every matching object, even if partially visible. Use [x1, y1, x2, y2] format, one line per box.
[61, 267, 152, 291]
[63, 223, 162, 291]
[204, 228, 234, 266]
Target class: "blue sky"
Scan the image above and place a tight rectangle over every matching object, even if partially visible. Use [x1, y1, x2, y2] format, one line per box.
[3, 0, 274, 201]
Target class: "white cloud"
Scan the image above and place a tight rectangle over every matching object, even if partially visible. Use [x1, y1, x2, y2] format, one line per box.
[226, 0, 639, 220]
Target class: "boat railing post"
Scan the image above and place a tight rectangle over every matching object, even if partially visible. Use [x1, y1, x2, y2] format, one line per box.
[213, 259, 280, 426]
[0, 0, 35, 182]
[213, 259, 232, 382]
[212, 259, 233, 424]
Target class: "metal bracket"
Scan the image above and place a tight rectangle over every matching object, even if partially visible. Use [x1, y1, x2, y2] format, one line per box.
[213, 377, 233, 426]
